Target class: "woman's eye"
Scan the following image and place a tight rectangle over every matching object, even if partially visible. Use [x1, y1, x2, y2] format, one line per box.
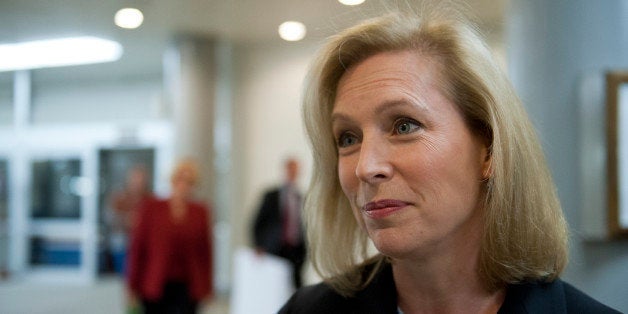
[394, 118, 421, 135]
[337, 133, 358, 148]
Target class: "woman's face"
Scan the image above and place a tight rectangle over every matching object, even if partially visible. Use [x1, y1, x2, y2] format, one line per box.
[171, 167, 196, 200]
[332, 50, 490, 260]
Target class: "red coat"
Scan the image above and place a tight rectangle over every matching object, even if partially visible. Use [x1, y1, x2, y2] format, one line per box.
[127, 197, 213, 301]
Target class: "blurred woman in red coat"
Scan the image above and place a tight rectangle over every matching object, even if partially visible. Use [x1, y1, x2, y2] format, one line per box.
[127, 158, 213, 314]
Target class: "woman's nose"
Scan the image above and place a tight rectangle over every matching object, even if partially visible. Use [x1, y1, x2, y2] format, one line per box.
[355, 135, 393, 184]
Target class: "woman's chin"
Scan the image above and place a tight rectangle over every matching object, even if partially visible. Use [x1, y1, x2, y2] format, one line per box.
[369, 229, 419, 260]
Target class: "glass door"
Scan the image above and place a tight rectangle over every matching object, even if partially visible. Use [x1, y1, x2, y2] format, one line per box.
[29, 158, 82, 268]
[97, 148, 154, 275]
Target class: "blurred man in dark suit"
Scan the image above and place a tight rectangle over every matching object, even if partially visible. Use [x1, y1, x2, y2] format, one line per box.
[252, 158, 306, 288]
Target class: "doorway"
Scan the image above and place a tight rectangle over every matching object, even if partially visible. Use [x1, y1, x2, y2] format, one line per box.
[97, 148, 154, 275]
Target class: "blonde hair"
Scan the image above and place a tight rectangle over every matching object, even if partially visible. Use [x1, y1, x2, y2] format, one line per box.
[170, 158, 200, 186]
[302, 8, 568, 296]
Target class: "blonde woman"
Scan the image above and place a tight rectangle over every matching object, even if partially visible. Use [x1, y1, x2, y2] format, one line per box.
[280, 7, 618, 314]
[127, 159, 213, 314]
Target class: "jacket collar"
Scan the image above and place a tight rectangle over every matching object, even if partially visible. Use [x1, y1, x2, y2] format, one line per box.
[352, 262, 567, 314]
[353, 262, 397, 313]
[499, 279, 566, 314]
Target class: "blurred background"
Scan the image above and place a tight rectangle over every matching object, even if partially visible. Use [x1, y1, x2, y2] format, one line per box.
[0, 0, 627, 313]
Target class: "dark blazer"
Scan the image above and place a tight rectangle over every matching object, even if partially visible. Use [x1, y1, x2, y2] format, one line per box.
[127, 197, 213, 301]
[253, 187, 304, 254]
[279, 262, 620, 314]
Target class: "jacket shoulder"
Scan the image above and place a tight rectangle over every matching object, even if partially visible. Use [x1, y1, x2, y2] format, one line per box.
[502, 279, 621, 314]
[561, 281, 621, 314]
[278, 281, 351, 314]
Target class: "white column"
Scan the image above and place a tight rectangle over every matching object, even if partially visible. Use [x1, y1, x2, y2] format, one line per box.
[13, 70, 30, 130]
[163, 36, 233, 294]
[9, 70, 31, 275]
[164, 36, 217, 202]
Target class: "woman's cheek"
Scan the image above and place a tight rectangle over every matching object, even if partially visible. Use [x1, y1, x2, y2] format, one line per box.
[338, 159, 356, 194]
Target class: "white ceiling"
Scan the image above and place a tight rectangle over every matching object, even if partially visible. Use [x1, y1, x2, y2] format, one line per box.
[0, 0, 506, 82]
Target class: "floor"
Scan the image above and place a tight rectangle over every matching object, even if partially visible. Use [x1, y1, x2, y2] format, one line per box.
[0, 248, 314, 314]
[0, 276, 230, 314]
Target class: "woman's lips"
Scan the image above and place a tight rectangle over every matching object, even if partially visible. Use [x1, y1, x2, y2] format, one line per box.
[362, 199, 410, 218]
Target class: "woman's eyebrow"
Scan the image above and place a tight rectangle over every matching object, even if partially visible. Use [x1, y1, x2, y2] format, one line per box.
[331, 98, 429, 125]
[377, 99, 429, 114]
[330, 112, 352, 125]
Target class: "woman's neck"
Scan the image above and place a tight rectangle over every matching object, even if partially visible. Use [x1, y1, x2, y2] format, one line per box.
[169, 197, 188, 222]
[392, 250, 504, 314]
[391, 212, 505, 314]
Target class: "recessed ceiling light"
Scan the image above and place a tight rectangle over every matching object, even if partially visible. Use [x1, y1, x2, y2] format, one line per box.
[115, 8, 144, 29]
[0, 36, 123, 72]
[278, 21, 307, 42]
[339, 0, 365, 5]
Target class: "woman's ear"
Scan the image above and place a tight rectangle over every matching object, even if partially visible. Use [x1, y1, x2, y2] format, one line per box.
[481, 145, 492, 180]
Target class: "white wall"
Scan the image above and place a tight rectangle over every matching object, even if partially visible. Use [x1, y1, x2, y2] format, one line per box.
[30, 76, 164, 125]
[230, 41, 317, 252]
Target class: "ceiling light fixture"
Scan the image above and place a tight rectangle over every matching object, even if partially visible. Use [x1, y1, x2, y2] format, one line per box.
[278, 21, 307, 42]
[339, 0, 365, 5]
[0, 36, 123, 72]
[115, 8, 144, 29]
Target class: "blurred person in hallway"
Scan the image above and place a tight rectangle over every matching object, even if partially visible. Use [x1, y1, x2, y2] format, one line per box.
[107, 164, 152, 275]
[252, 157, 306, 289]
[127, 158, 213, 314]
